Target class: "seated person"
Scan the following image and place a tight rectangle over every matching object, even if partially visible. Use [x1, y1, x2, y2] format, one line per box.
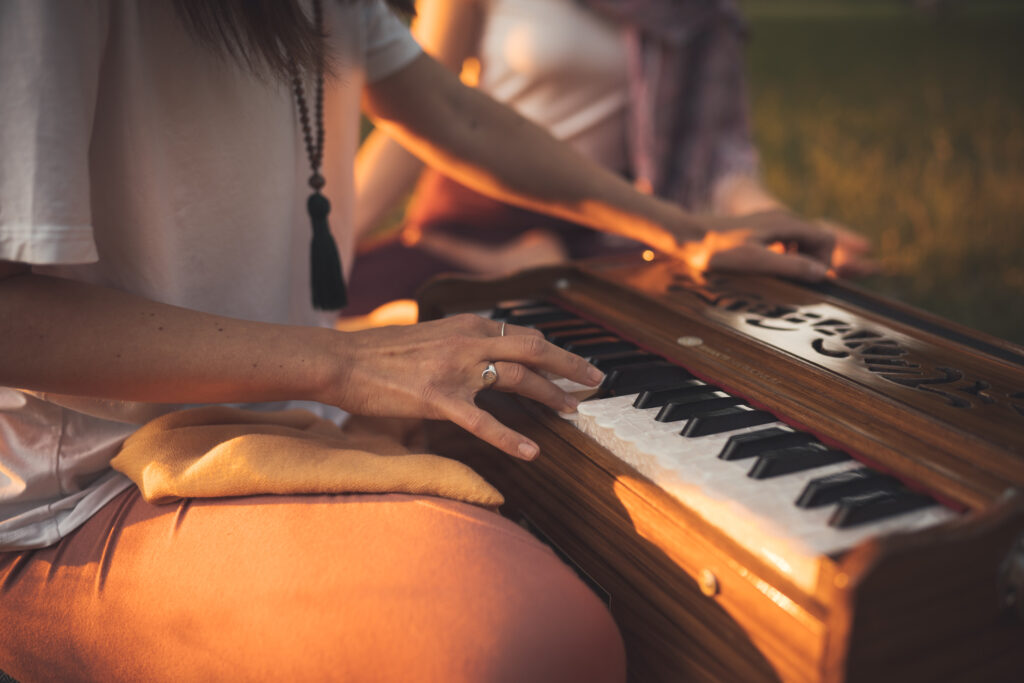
[0, 0, 843, 679]
[347, 0, 872, 317]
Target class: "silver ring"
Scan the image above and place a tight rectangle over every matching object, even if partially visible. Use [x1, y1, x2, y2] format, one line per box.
[500, 321, 506, 337]
[481, 362, 499, 387]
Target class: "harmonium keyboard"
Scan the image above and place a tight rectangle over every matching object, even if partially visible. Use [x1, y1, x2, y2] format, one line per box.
[416, 253, 1024, 683]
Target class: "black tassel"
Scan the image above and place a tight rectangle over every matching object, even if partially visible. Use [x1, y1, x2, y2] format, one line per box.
[307, 191, 347, 310]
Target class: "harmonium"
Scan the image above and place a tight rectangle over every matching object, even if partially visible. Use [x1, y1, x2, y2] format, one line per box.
[417, 253, 1024, 683]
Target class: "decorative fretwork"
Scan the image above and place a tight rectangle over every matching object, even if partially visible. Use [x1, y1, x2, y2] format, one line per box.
[672, 275, 1023, 414]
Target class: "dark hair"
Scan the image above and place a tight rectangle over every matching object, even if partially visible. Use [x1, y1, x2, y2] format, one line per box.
[173, 0, 416, 82]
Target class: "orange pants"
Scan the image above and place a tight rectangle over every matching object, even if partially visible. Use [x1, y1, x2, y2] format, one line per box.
[0, 488, 624, 682]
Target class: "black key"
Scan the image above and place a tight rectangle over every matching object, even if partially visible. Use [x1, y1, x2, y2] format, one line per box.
[535, 319, 593, 335]
[601, 363, 695, 395]
[492, 299, 542, 318]
[633, 380, 712, 409]
[546, 327, 607, 347]
[589, 351, 661, 372]
[796, 468, 899, 508]
[656, 392, 742, 422]
[681, 406, 775, 437]
[829, 489, 936, 528]
[747, 445, 850, 479]
[718, 428, 815, 461]
[564, 337, 636, 356]
[506, 306, 575, 326]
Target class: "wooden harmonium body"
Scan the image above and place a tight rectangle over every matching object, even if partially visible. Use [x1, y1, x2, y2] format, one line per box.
[417, 254, 1024, 683]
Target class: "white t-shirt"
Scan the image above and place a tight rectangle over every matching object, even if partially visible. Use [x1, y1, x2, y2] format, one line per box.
[476, 0, 629, 172]
[0, 0, 421, 550]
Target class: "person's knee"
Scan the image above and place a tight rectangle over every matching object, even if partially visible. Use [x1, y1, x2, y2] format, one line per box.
[520, 600, 625, 683]
[221, 495, 626, 682]
[481, 567, 626, 683]
[350, 499, 627, 682]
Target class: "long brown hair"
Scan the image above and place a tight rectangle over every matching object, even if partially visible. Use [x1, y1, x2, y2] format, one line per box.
[173, 0, 416, 81]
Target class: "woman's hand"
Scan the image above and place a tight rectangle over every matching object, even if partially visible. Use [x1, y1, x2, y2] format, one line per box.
[677, 209, 873, 281]
[814, 217, 878, 278]
[325, 314, 604, 461]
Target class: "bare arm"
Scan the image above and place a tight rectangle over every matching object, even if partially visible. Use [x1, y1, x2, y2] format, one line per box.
[0, 261, 338, 406]
[363, 54, 838, 278]
[712, 174, 786, 216]
[353, 0, 483, 239]
[364, 54, 703, 254]
[0, 260, 601, 459]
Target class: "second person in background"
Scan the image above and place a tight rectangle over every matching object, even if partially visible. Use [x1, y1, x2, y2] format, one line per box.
[348, 0, 871, 317]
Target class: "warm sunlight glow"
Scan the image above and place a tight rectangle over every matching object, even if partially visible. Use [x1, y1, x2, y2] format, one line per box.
[679, 242, 711, 272]
[335, 299, 419, 331]
[460, 57, 481, 87]
[400, 225, 422, 247]
[642, 249, 656, 262]
[609, 473, 818, 675]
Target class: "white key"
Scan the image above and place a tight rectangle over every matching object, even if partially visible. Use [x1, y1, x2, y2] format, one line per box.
[565, 393, 957, 591]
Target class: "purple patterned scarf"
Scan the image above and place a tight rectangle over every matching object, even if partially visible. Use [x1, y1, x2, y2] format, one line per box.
[582, 0, 759, 210]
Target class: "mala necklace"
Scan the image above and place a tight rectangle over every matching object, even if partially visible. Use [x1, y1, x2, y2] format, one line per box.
[290, 0, 346, 310]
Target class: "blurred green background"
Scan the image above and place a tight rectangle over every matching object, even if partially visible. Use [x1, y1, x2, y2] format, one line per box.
[741, 0, 1023, 344]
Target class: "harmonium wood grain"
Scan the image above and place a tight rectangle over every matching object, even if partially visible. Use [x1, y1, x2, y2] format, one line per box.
[417, 253, 1024, 683]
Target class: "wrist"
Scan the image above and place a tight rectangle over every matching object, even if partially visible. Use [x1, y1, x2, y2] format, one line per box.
[711, 174, 785, 217]
[306, 326, 353, 408]
[657, 201, 707, 249]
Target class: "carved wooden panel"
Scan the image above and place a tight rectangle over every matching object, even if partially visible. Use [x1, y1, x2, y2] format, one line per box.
[597, 259, 1024, 456]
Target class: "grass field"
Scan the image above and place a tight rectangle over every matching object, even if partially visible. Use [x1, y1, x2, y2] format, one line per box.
[742, 0, 1024, 344]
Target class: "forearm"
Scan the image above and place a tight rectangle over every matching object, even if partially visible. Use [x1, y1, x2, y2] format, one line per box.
[363, 56, 706, 254]
[355, 0, 481, 240]
[711, 173, 786, 217]
[353, 129, 425, 239]
[0, 272, 339, 406]
[363, 56, 839, 281]
[0, 270, 611, 460]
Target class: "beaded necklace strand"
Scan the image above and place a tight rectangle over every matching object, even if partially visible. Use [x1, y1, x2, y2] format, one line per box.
[290, 0, 346, 310]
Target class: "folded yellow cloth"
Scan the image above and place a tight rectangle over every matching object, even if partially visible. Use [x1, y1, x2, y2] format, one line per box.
[110, 406, 503, 508]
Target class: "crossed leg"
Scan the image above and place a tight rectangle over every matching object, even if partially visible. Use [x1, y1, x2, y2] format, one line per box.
[0, 488, 624, 682]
